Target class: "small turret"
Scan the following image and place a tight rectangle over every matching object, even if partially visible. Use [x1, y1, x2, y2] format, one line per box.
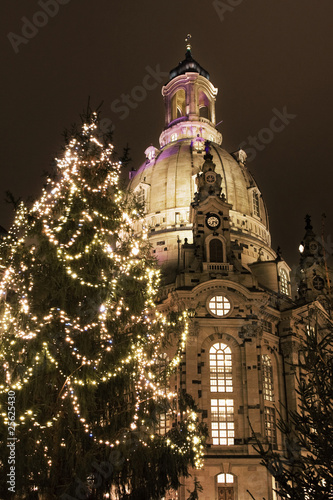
[193, 141, 223, 203]
[296, 215, 332, 307]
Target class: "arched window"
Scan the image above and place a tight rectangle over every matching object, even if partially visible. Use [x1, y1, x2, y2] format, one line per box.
[210, 343, 234, 446]
[171, 89, 186, 120]
[210, 343, 232, 393]
[279, 269, 289, 296]
[217, 473, 234, 484]
[217, 473, 235, 500]
[199, 106, 209, 119]
[198, 90, 211, 120]
[262, 354, 277, 447]
[209, 239, 223, 262]
[253, 191, 260, 218]
[262, 355, 274, 402]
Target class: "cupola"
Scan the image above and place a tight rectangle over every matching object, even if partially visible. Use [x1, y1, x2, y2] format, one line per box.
[159, 35, 222, 148]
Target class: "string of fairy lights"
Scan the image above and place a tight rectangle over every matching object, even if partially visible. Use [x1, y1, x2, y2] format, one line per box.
[0, 113, 204, 474]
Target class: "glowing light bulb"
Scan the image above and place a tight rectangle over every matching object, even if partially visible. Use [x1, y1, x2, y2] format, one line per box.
[131, 246, 140, 256]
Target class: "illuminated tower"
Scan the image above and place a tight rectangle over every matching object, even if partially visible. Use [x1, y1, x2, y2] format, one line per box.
[128, 39, 330, 500]
[129, 37, 273, 285]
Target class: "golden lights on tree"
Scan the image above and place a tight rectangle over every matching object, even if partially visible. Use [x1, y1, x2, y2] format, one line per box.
[0, 112, 205, 496]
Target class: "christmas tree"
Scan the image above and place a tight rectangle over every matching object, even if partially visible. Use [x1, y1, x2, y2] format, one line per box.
[0, 112, 206, 499]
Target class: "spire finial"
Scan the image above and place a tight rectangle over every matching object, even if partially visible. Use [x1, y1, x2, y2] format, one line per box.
[185, 33, 192, 52]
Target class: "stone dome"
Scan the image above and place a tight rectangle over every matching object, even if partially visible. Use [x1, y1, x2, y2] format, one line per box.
[129, 138, 275, 273]
[130, 139, 269, 225]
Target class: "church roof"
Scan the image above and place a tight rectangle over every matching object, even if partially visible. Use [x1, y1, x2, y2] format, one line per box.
[169, 49, 210, 81]
[129, 139, 270, 241]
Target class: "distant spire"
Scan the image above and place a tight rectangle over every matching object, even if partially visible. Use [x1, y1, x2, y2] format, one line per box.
[185, 33, 192, 52]
[276, 246, 282, 261]
[305, 214, 313, 231]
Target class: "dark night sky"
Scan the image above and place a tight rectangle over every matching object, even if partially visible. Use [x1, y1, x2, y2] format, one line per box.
[1, 0, 333, 268]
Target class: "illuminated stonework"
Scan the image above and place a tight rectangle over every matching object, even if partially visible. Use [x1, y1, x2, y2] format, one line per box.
[129, 48, 275, 279]
[159, 72, 222, 148]
[130, 45, 332, 500]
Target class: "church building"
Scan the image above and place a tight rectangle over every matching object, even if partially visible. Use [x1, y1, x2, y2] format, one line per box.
[128, 40, 332, 500]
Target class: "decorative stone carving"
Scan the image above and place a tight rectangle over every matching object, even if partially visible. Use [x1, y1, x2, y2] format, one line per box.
[238, 324, 263, 340]
[188, 320, 200, 337]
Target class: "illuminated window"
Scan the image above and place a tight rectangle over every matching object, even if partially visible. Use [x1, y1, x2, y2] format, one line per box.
[264, 406, 277, 446]
[253, 191, 260, 218]
[217, 473, 235, 500]
[193, 137, 204, 151]
[279, 269, 289, 296]
[210, 343, 232, 393]
[171, 133, 178, 142]
[171, 89, 185, 120]
[217, 473, 234, 484]
[211, 399, 234, 445]
[208, 295, 231, 317]
[262, 355, 274, 402]
[306, 324, 315, 337]
[158, 411, 168, 436]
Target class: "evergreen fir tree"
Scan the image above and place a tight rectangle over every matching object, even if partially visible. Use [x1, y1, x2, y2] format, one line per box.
[251, 319, 333, 500]
[0, 112, 206, 499]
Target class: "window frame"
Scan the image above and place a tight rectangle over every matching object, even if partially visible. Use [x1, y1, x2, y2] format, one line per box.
[209, 238, 224, 263]
[262, 354, 274, 402]
[264, 406, 277, 446]
[209, 342, 234, 446]
[207, 294, 232, 318]
[134, 183, 150, 213]
[209, 342, 233, 394]
[279, 268, 290, 296]
[210, 398, 235, 446]
[217, 473, 234, 484]
[253, 190, 260, 218]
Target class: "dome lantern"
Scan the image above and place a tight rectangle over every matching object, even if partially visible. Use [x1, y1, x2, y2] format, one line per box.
[159, 37, 221, 148]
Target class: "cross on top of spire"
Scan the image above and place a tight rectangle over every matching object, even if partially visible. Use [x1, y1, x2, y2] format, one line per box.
[185, 34, 192, 52]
